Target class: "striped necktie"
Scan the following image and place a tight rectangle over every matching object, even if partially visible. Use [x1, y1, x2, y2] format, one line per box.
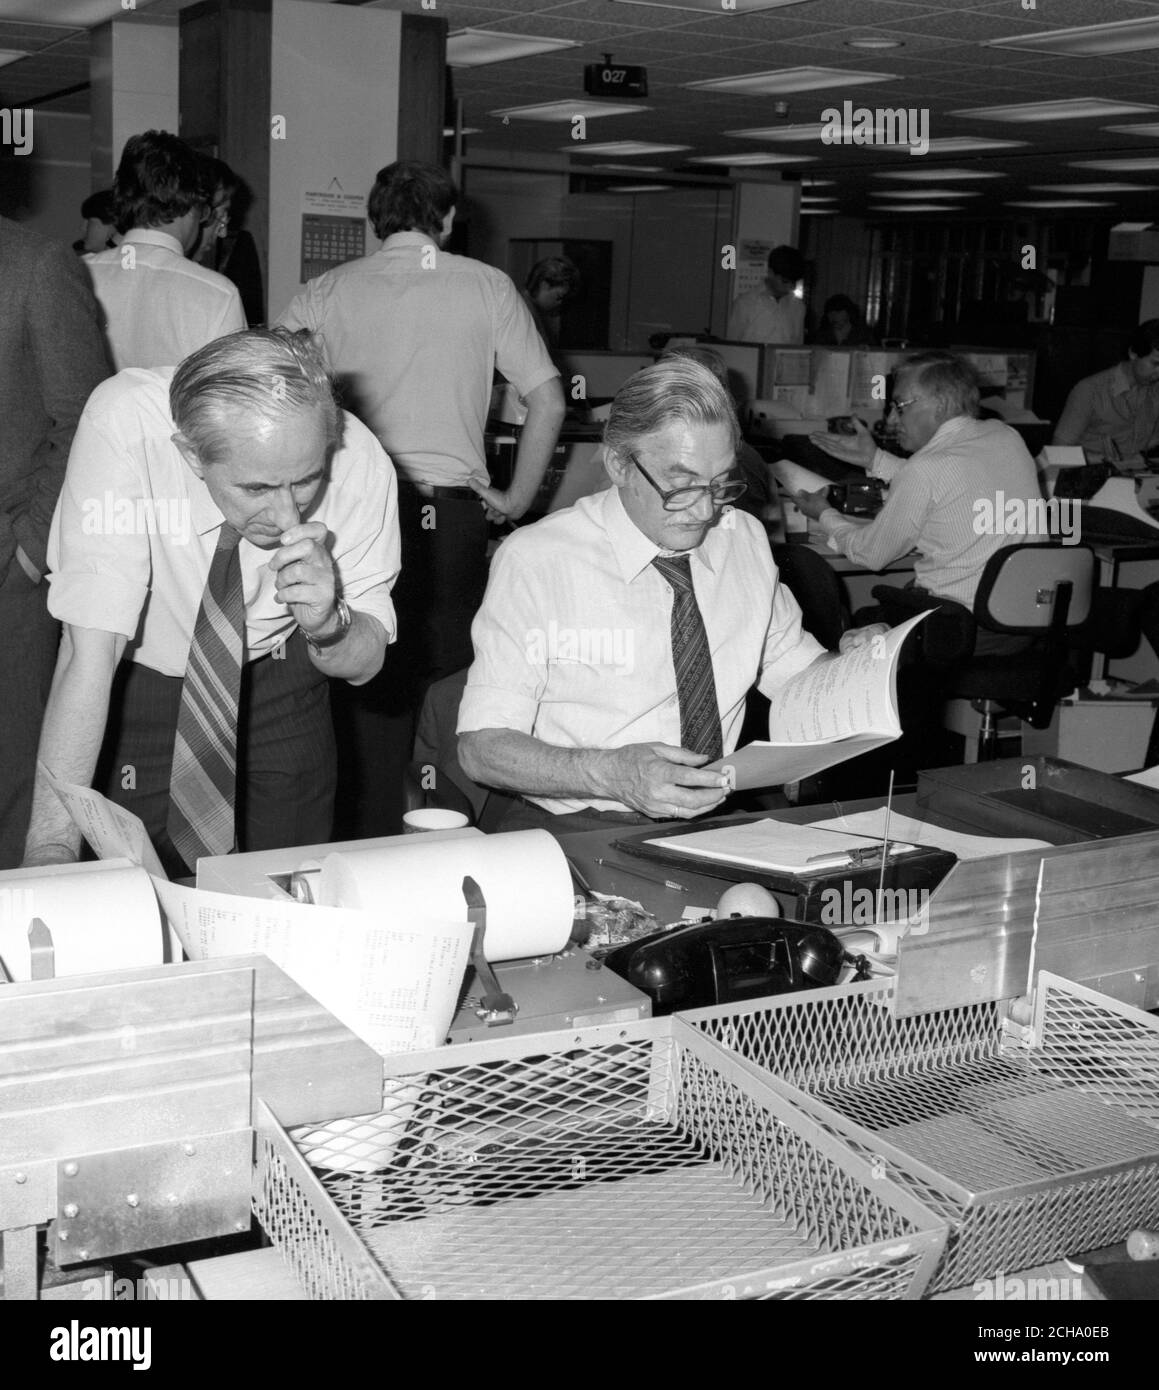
[652, 554, 723, 760]
[167, 524, 246, 869]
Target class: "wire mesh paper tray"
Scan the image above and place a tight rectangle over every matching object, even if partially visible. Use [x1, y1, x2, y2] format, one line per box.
[682, 972, 1159, 1294]
[252, 1016, 947, 1300]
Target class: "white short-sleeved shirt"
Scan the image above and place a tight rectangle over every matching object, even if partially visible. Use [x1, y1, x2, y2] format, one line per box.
[728, 288, 806, 346]
[277, 232, 558, 488]
[458, 487, 825, 814]
[84, 229, 246, 371]
[47, 368, 400, 677]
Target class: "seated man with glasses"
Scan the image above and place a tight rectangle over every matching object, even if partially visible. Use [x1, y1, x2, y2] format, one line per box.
[457, 357, 883, 831]
[795, 349, 1043, 634]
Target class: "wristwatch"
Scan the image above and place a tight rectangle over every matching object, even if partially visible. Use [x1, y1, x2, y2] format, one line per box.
[305, 597, 352, 651]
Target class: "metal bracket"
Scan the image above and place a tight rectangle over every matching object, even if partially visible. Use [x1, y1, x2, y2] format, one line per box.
[462, 876, 517, 1026]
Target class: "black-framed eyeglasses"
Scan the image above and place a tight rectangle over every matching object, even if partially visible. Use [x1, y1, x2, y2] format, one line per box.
[629, 452, 747, 512]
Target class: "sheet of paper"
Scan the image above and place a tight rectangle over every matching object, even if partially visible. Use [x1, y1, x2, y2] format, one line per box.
[42, 767, 166, 878]
[714, 734, 897, 791]
[1126, 765, 1159, 789]
[151, 876, 472, 1056]
[0, 859, 164, 980]
[643, 818, 916, 873]
[810, 810, 1050, 860]
[770, 458, 831, 496]
[811, 349, 853, 417]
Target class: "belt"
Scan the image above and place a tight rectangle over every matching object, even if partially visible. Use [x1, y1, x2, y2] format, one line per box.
[399, 480, 480, 503]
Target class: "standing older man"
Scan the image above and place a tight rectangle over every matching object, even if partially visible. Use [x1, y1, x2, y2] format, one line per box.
[457, 358, 882, 832]
[798, 350, 1043, 628]
[0, 216, 111, 867]
[23, 329, 399, 873]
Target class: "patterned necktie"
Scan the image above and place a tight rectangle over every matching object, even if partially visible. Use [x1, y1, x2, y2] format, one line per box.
[652, 554, 723, 760]
[168, 524, 246, 868]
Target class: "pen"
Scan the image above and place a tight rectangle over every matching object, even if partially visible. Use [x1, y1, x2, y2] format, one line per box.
[594, 857, 688, 893]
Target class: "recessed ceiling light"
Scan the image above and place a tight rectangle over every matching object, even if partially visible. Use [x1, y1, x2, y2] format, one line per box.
[686, 67, 896, 97]
[494, 100, 651, 122]
[1006, 200, 1116, 209]
[565, 142, 692, 157]
[447, 30, 582, 68]
[989, 16, 1159, 57]
[1071, 158, 1159, 172]
[801, 208, 839, 215]
[923, 137, 1027, 154]
[442, 127, 482, 138]
[846, 37, 904, 51]
[687, 152, 818, 165]
[609, 184, 673, 193]
[1030, 183, 1157, 193]
[590, 164, 666, 173]
[873, 169, 1005, 182]
[951, 99, 1159, 123]
[801, 195, 838, 202]
[1104, 124, 1159, 138]
[613, 0, 811, 11]
[869, 204, 960, 214]
[873, 189, 983, 199]
[727, 124, 828, 142]
[800, 179, 836, 188]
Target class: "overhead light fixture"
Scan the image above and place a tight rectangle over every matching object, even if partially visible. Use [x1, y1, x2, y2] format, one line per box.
[923, 137, 1027, 154]
[1006, 200, 1116, 209]
[447, 30, 582, 68]
[0, 0, 158, 19]
[727, 124, 828, 142]
[1071, 158, 1159, 172]
[566, 142, 692, 157]
[1105, 123, 1159, 138]
[609, 184, 673, 193]
[0, 51, 26, 69]
[951, 99, 1159, 123]
[495, 100, 651, 122]
[872, 189, 982, 200]
[800, 178, 836, 187]
[1030, 183, 1157, 193]
[442, 126, 482, 138]
[801, 195, 838, 202]
[612, 0, 812, 12]
[989, 16, 1159, 57]
[846, 37, 904, 50]
[590, 163, 666, 173]
[801, 208, 839, 215]
[687, 152, 817, 165]
[869, 204, 959, 214]
[873, 168, 1005, 182]
[686, 67, 896, 97]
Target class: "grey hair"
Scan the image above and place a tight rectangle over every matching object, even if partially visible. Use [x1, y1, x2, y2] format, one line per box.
[896, 349, 981, 420]
[604, 357, 740, 459]
[169, 327, 343, 464]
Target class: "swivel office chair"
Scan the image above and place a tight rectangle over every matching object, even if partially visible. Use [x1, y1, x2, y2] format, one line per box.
[944, 543, 1095, 761]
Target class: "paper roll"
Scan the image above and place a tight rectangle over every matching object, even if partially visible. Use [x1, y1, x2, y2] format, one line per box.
[316, 829, 574, 961]
[0, 859, 164, 980]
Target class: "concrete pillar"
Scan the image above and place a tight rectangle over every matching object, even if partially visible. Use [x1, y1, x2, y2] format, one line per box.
[90, 16, 179, 189]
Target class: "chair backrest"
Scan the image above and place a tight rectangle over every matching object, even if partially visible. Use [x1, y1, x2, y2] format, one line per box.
[771, 542, 850, 652]
[973, 543, 1095, 633]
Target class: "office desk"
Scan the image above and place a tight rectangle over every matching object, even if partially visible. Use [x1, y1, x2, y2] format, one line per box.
[780, 536, 917, 616]
[1089, 539, 1159, 683]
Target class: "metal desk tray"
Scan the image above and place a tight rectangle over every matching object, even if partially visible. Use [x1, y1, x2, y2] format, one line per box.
[252, 1015, 947, 1300]
[682, 972, 1159, 1294]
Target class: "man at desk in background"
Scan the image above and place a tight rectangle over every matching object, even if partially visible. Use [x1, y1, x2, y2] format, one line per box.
[1052, 320, 1159, 461]
[796, 350, 1042, 651]
[457, 358, 884, 833]
[728, 245, 806, 347]
[22, 329, 399, 875]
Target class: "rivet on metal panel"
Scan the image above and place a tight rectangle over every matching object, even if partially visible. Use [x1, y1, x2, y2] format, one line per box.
[233, 1220, 247, 1233]
[126, 1193, 139, 1208]
[182, 1143, 196, 1157]
[62, 1203, 79, 1219]
[57, 1230, 68, 1241]
[62, 1162, 78, 1178]
[167, 1193, 178, 1205]
[78, 1249, 89, 1260]
[14, 1172, 26, 1184]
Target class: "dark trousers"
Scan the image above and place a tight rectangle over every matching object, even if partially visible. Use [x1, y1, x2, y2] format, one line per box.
[0, 561, 59, 869]
[331, 488, 490, 840]
[498, 800, 654, 835]
[95, 630, 335, 877]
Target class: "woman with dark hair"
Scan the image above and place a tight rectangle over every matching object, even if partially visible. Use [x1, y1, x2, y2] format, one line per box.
[522, 256, 579, 345]
[194, 154, 265, 326]
[812, 294, 877, 347]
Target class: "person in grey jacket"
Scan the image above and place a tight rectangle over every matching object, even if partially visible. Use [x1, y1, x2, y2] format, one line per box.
[0, 215, 111, 866]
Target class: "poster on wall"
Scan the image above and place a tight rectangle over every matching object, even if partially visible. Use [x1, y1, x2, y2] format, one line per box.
[300, 187, 368, 284]
[734, 239, 774, 298]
